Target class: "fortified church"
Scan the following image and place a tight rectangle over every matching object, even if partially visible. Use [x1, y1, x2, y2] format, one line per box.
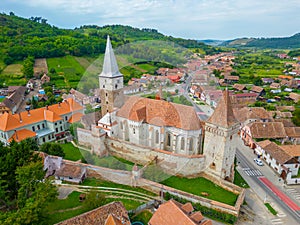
[78, 36, 240, 181]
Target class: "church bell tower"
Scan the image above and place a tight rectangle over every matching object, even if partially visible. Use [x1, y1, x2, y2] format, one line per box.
[99, 36, 124, 116]
[203, 89, 240, 181]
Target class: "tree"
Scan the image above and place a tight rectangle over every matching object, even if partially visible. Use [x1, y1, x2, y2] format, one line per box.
[21, 56, 34, 79]
[83, 190, 106, 210]
[40, 142, 65, 157]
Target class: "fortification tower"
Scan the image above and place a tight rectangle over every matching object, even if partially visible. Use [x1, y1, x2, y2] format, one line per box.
[203, 89, 240, 181]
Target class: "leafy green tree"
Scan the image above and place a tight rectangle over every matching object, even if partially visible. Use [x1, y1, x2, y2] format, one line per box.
[40, 142, 65, 157]
[21, 56, 34, 79]
[83, 190, 106, 211]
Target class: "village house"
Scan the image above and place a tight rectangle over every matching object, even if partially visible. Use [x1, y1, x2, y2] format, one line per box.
[43, 154, 86, 183]
[251, 85, 265, 96]
[123, 83, 144, 95]
[270, 82, 281, 89]
[55, 201, 130, 225]
[0, 98, 83, 145]
[149, 199, 212, 225]
[0, 86, 26, 114]
[232, 83, 247, 92]
[230, 93, 258, 108]
[26, 79, 35, 90]
[41, 73, 51, 84]
[241, 122, 287, 149]
[233, 107, 273, 125]
[262, 78, 274, 84]
[255, 140, 299, 180]
[289, 92, 300, 103]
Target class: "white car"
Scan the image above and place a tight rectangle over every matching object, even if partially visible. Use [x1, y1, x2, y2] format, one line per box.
[254, 158, 263, 166]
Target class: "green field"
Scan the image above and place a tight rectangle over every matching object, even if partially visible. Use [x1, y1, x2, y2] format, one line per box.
[45, 189, 144, 224]
[160, 176, 238, 206]
[0, 63, 27, 86]
[47, 56, 86, 89]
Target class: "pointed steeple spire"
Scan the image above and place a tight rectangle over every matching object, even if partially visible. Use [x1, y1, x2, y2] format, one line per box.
[207, 89, 238, 128]
[99, 35, 122, 78]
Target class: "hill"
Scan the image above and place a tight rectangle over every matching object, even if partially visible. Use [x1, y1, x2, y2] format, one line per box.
[0, 13, 221, 68]
[222, 33, 300, 49]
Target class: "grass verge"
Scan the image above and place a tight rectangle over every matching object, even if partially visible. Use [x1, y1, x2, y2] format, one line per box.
[264, 203, 277, 215]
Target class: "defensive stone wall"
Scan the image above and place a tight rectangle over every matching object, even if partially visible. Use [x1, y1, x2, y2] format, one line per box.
[107, 137, 206, 177]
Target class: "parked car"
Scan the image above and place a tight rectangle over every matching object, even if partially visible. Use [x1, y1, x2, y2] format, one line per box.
[254, 158, 263, 166]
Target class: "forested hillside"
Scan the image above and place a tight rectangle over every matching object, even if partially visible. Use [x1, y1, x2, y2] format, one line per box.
[222, 33, 300, 49]
[0, 13, 221, 67]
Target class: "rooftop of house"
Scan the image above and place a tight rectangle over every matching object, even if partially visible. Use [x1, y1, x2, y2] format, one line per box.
[257, 140, 298, 164]
[280, 145, 300, 157]
[233, 83, 246, 91]
[248, 122, 286, 139]
[8, 129, 37, 143]
[55, 162, 85, 179]
[233, 107, 272, 123]
[251, 85, 264, 93]
[117, 96, 202, 131]
[0, 98, 83, 132]
[55, 201, 130, 225]
[149, 199, 212, 225]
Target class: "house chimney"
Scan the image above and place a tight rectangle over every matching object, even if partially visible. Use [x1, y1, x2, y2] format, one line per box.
[18, 113, 22, 123]
[58, 102, 61, 108]
[14, 130, 18, 141]
[46, 105, 48, 110]
[27, 110, 31, 116]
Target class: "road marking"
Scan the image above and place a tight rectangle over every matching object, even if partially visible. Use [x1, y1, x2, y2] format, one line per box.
[244, 169, 263, 176]
[277, 213, 286, 218]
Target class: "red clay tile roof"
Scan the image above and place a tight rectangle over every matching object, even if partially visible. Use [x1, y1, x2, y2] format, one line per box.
[149, 200, 211, 225]
[68, 112, 84, 123]
[257, 140, 295, 164]
[104, 214, 123, 225]
[280, 145, 300, 157]
[117, 96, 202, 130]
[284, 127, 300, 138]
[233, 83, 246, 91]
[55, 201, 130, 225]
[8, 129, 36, 142]
[0, 98, 83, 132]
[207, 90, 238, 128]
[251, 85, 264, 93]
[233, 107, 272, 123]
[248, 122, 286, 139]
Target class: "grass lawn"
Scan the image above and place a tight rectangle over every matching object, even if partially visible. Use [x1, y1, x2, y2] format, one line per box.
[45, 188, 145, 224]
[234, 168, 250, 188]
[61, 143, 83, 161]
[0, 63, 27, 86]
[264, 203, 277, 215]
[131, 210, 153, 224]
[160, 176, 238, 206]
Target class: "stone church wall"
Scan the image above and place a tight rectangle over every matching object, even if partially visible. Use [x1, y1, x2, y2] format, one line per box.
[106, 137, 206, 176]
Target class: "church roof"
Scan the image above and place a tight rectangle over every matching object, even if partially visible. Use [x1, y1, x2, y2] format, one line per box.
[207, 89, 238, 128]
[99, 36, 123, 78]
[117, 96, 202, 130]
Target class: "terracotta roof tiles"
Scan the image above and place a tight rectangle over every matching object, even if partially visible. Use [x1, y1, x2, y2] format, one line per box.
[117, 96, 202, 130]
[0, 98, 83, 132]
[207, 90, 238, 128]
[55, 201, 130, 225]
[8, 129, 36, 142]
[249, 122, 286, 139]
[149, 200, 211, 225]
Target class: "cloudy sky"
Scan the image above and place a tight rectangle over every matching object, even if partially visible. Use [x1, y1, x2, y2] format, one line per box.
[2, 0, 300, 40]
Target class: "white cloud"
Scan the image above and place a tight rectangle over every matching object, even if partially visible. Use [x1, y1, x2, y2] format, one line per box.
[4, 0, 300, 39]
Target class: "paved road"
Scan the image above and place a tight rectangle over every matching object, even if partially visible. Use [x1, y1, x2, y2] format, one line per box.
[236, 146, 300, 225]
